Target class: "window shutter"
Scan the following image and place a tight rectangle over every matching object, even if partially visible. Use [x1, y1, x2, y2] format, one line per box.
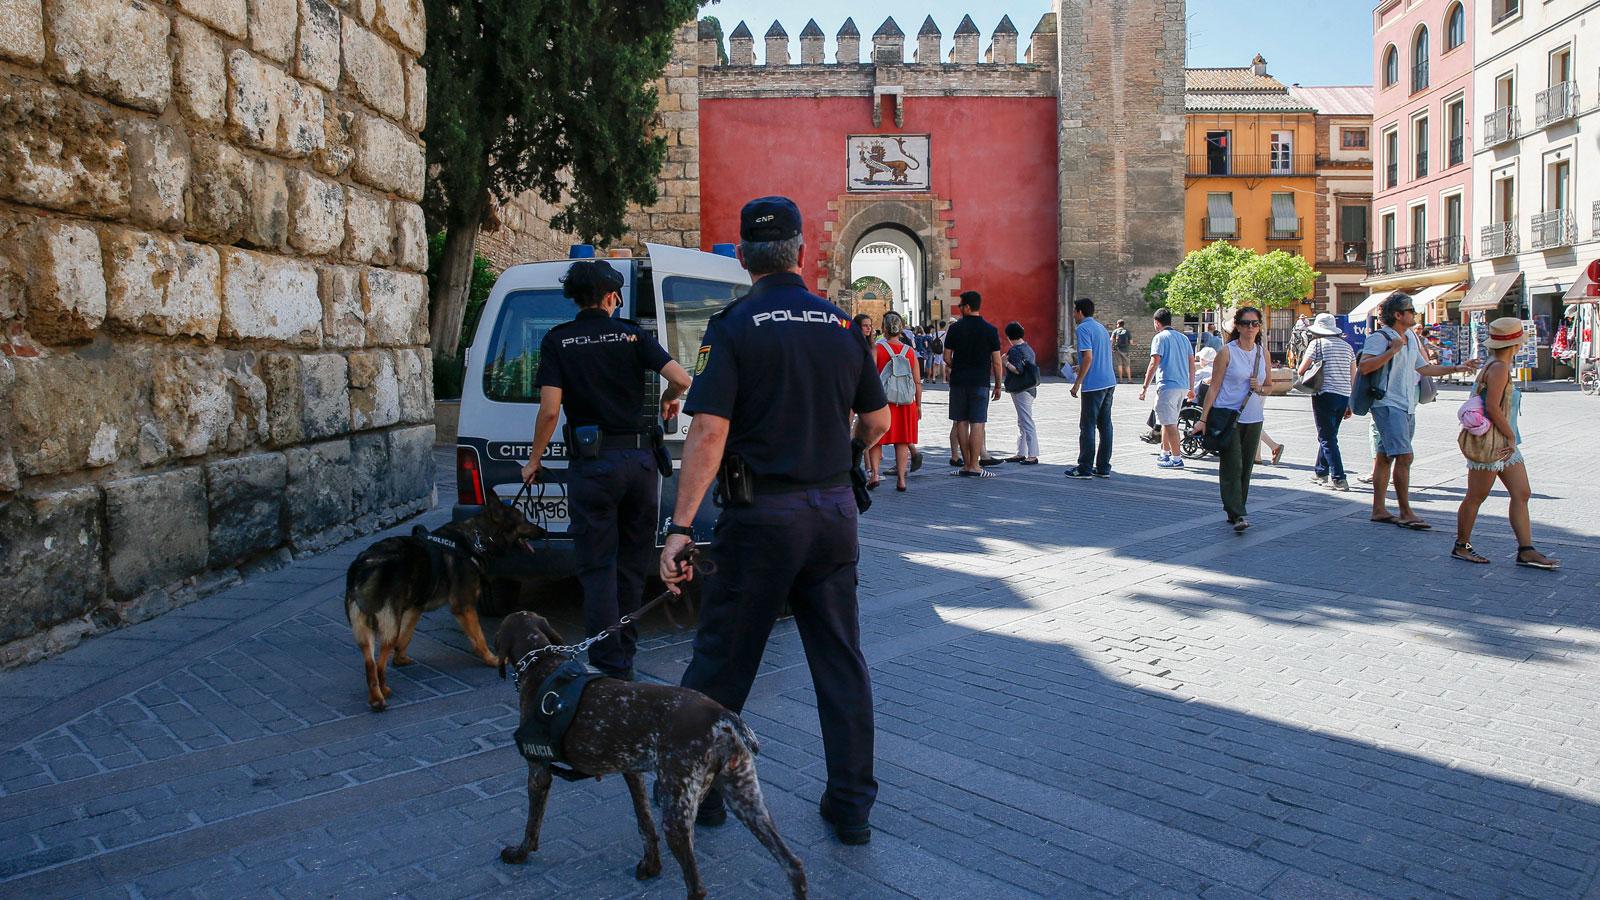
[1207, 193, 1236, 233]
[1271, 193, 1297, 231]
[1341, 206, 1368, 241]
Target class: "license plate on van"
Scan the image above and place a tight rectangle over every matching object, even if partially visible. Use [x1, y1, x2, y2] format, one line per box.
[505, 485, 570, 531]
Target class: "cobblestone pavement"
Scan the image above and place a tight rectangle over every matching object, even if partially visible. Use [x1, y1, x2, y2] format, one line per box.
[3, 380, 1598, 899]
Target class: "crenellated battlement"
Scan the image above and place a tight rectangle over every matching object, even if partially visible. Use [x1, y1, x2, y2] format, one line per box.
[712, 14, 1057, 70]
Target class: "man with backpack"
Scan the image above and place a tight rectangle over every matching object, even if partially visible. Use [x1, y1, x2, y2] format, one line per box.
[926, 321, 947, 383]
[943, 293, 1003, 477]
[1111, 319, 1134, 383]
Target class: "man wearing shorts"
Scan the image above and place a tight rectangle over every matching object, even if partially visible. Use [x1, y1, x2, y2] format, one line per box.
[1111, 319, 1133, 383]
[942, 293, 1002, 477]
[1139, 307, 1195, 469]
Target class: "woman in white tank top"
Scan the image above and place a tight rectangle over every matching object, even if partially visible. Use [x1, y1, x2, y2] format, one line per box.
[1196, 307, 1269, 532]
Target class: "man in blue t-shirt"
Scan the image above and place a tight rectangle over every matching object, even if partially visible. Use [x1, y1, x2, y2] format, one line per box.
[1065, 298, 1118, 478]
[1138, 307, 1196, 469]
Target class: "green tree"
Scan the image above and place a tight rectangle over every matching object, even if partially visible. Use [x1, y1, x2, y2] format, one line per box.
[421, 0, 701, 359]
[1226, 250, 1320, 311]
[1164, 241, 1255, 315]
[700, 16, 730, 65]
[1141, 271, 1174, 312]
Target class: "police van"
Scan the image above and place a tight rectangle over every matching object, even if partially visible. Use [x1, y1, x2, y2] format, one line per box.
[453, 243, 750, 588]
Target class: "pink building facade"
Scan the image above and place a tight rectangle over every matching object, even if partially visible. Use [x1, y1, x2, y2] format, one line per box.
[1364, 0, 1475, 321]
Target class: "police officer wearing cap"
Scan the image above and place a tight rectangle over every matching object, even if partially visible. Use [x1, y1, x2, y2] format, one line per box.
[522, 259, 692, 680]
[659, 197, 890, 844]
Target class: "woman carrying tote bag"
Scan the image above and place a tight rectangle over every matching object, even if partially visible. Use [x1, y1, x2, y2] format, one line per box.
[1451, 318, 1559, 569]
[1196, 307, 1269, 533]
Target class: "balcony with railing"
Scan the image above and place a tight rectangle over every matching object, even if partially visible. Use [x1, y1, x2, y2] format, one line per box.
[1481, 221, 1519, 258]
[1531, 209, 1576, 250]
[1385, 162, 1398, 188]
[1187, 154, 1316, 177]
[1364, 236, 1463, 278]
[1412, 61, 1429, 94]
[1484, 107, 1518, 147]
[1593, 200, 1600, 240]
[1415, 150, 1428, 179]
[1265, 217, 1302, 241]
[1535, 82, 1580, 128]
[1203, 217, 1238, 240]
[1448, 136, 1464, 168]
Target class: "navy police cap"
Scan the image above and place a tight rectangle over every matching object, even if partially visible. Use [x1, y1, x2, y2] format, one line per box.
[739, 196, 803, 242]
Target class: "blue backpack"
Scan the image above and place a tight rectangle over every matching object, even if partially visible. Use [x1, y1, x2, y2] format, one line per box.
[1350, 328, 1392, 416]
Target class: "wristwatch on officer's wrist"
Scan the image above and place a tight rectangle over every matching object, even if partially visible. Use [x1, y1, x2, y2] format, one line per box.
[665, 523, 695, 538]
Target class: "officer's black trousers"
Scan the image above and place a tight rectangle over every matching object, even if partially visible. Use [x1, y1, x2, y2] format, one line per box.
[569, 448, 657, 676]
[681, 485, 877, 824]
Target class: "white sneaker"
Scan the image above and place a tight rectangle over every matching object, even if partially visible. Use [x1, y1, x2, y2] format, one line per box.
[1311, 474, 1329, 485]
[1157, 452, 1170, 463]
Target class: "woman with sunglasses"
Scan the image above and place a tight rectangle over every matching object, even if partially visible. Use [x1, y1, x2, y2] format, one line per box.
[1196, 307, 1269, 532]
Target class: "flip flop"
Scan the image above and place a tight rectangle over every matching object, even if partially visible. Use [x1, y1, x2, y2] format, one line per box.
[1396, 519, 1432, 531]
[1370, 514, 1400, 525]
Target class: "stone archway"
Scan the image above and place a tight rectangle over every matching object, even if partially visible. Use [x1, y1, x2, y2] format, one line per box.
[817, 194, 960, 321]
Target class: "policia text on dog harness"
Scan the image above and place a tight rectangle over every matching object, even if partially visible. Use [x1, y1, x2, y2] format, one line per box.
[512, 659, 608, 780]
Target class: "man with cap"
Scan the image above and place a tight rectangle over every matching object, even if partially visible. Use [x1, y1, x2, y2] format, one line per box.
[521, 259, 692, 680]
[1358, 292, 1477, 529]
[660, 196, 890, 845]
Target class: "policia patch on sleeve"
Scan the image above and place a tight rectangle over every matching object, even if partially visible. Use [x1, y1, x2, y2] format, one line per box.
[694, 345, 711, 375]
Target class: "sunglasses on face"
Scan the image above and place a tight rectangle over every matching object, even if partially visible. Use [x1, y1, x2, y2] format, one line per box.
[1238, 320, 1261, 328]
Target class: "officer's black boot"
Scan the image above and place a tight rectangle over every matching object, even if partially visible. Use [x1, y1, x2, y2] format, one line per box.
[818, 796, 871, 845]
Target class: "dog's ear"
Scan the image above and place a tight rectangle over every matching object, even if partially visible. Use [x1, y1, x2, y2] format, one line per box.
[532, 615, 565, 648]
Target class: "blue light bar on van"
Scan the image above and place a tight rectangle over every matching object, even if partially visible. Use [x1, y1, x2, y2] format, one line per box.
[568, 244, 597, 259]
[711, 243, 736, 258]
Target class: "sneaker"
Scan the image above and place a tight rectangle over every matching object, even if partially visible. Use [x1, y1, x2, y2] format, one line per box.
[1063, 467, 1093, 479]
[1158, 457, 1184, 469]
[1156, 452, 1170, 464]
[1331, 479, 1350, 492]
[1093, 470, 1111, 478]
[1310, 474, 1329, 486]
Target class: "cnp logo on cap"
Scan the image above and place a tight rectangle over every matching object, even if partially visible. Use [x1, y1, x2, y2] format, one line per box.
[739, 196, 802, 242]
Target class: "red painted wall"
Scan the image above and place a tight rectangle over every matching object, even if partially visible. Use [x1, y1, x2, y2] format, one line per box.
[699, 96, 1061, 366]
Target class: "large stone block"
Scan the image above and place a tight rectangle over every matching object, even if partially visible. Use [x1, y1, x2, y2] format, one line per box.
[300, 351, 349, 438]
[258, 351, 302, 445]
[288, 169, 345, 255]
[392, 201, 426, 272]
[186, 136, 250, 243]
[348, 429, 387, 513]
[151, 351, 234, 457]
[244, 157, 290, 249]
[104, 467, 209, 598]
[0, 75, 130, 216]
[279, 77, 326, 158]
[0, 486, 103, 645]
[120, 121, 190, 231]
[248, 0, 298, 64]
[318, 264, 365, 347]
[0, 0, 45, 64]
[206, 451, 286, 566]
[341, 17, 403, 119]
[385, 423, 434, 507]
[9, 351, 145, 474]
[347, 349, 397, 430]
[313, 104, 355, 177]
[103, 229, 222, 340]
[27, 222, 106, 343]
[361, 267, 425, 346]
[394, 346, 431, 423]
[342, 186, 390, 264]
[227, 50, 324, 158]
[296, 0, 341, 91]
[177, 0, 245, 38]
[350, 113, 424, 200]
[220, 248, 322, 345]
[223, 351, 269, 450]
[173, 17, 228, 126]
[46, 0, 171, 113]
[403, 57, 426, 132]
[285, 438, 352, 542]
[372, 0, 422, 56]
[0, 217, 22, 325]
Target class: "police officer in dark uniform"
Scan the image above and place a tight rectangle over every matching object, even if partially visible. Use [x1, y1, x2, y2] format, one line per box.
[660, 197, 890, 844]
[522, 259, 692, 680]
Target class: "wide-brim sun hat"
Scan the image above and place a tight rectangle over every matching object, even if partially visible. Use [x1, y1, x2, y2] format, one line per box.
[1196, 346, 1218, 364]
[1307, 312, 1342, 337]
[1485, 317, 1525, 350]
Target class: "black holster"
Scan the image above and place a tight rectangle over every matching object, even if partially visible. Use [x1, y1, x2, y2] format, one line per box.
[570, 425, 602, 460]
[850, 439, 872, 514]
[715, 453, 754, 507]
[650, 424, 672, 478]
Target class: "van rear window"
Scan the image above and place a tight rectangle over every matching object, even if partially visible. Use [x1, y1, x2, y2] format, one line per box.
[661, 276, 746, 365]
[481, 289, 569, 403]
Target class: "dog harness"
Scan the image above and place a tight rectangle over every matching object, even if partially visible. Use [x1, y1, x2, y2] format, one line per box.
[513, 658, 608, 781]
[406, 525, 493, 607]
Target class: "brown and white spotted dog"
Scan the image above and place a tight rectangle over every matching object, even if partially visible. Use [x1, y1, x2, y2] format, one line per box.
[494, 612, 807, 899]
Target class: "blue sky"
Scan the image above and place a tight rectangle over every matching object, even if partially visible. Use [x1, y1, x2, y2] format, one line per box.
[699, 0, 1373, 86]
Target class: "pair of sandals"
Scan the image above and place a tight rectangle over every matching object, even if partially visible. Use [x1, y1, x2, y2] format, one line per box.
[1452, 542, 1560, 569]
[1004, 455, 1040, 465]
[1371, 513, 1432, 531]
[865, 476, 909, 492]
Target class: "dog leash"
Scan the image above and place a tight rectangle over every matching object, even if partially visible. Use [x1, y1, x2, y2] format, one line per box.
[508, 547, 713, 689]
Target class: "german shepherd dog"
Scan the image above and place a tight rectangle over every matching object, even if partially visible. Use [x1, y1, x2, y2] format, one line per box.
[345, 492, 544, 711]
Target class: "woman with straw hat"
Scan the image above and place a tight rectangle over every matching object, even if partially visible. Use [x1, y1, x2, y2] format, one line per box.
[1451, 317, 1559, 569]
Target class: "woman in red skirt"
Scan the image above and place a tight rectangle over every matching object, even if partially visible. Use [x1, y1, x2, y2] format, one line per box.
[869, 312, 923, 492]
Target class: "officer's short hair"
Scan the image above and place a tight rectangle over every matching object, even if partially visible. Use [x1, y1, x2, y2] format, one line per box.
[562, 260, 624, 308]
[1074, 298, 1096, 317]
[1004, 321, 1024, 341]
[1153, 308, 1172, 326]
[959, 291, 982, 311]
[739, 234, 803, 276]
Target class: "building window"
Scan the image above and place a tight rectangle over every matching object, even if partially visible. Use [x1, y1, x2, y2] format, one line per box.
[1444, 193, 1463, 263]
[1383, 128, 1399, 188]
[1447, 98, 1465, 167]
[1270, 131, 1293, 174]
[1205, 130, 1230, 175]
[1205, 193, 1237, 239]
[1410, 204, 1428, 254]
[1412, 27, 1429, 92]
[1413, 116, 1429, 179]
[1342, 128, 1369, 150]
[1492, 0, 1519, 27]
[1383, 45, 1399, 88]
[1269, 193, 1298, 239]
[1379, 210, 1398, 272]
[1445, 4, 1465, 51]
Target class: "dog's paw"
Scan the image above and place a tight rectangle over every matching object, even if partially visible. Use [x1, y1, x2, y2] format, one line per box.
[634, 857, 661, 880]
[394, 654, 416, 667]
[381, 686, 393, 698]
[368, 699, 387, 712]
[500, 846, 530, 865]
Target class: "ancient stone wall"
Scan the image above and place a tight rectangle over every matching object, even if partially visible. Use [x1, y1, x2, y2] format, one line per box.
[0, 0, 434, 666]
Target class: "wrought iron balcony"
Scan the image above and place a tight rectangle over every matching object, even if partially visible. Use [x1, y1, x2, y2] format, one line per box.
[1367, 247, 1401, 277]
[1421, 235, 1464, 269]
[1481, 221, 1518, 258]
[1385, 162, 1398, 189]
[1530, 209, 1576, 250]
[1415, 150, 1428, 179]
[1266, 217, 1302, 241]
[1448, 136, 1464, 168]
[1535, 82, 1580, 128]
[1484, 107, 1518, 147]
[1412, 60, 1429, 94]
[1364, 236, 1462, 277]
[1187, 154, 1316, 177]
[1203, 217, 1239, 240]
[1593, 200, 1600, 240]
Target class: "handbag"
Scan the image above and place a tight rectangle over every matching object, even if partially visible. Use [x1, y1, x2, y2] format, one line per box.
[1004, 358, 1040, 394]
[1418, 375, 1438, 405]
[1200, 344, 1259, 453]
[1291, 359, 1323, 395]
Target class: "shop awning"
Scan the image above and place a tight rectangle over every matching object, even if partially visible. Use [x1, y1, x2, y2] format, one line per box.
[1346, 291, 1390, 319]
[1459, 273, 1522, 312]
[1411, 282, 1464, 307]
[1564, 269, 1596, 303]
[1346, 284, 1458, 320]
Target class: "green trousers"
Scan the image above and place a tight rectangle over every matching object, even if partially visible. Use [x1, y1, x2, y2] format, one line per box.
[1218, 421, 1263, 522]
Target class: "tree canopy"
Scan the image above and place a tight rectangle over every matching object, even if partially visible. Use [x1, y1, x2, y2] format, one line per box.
[1164, 241, 1255, 315]
[1226, 250, 1320, 311]
[1141, 271, 1174, 313]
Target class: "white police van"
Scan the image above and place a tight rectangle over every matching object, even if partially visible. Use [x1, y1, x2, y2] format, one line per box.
[453, 242, 750, 589]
